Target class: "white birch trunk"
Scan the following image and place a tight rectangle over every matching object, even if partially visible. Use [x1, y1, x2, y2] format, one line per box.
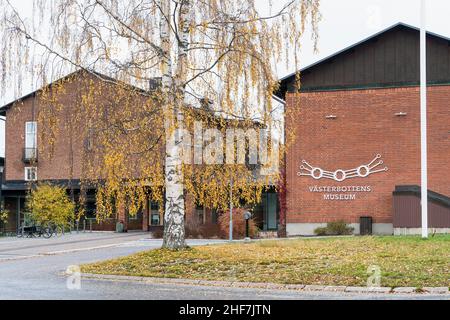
[160, 0, 192, 249]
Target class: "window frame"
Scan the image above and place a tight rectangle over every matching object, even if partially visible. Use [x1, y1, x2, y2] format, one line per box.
[195, 204, 205, 224]
[25, 121, 37, 149]
[150, 201, 162, 226]
[24, 167, 37, 181]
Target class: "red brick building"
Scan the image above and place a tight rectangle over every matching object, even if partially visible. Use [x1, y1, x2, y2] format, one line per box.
[0, 73, 151, 232]
[276, 23, 450, 235]
[0, 72, 279, 235]
[1, 23, 449, 237]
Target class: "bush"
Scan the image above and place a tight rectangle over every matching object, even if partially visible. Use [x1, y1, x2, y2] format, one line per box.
[154, 209, 257, 240]
[327, 221, 354, 235]
[218, 208, 259, 239]
[0, 209, 10, 233]
[185, 218, 202, 238]
[26, 183, 75, 227]
[151, 228, 164, 239]
[185, 218, 222, 239]
[199, 223, 222, 239]
[314, 221, 354, 236]
[313, 227, 328, 236]
[0, 209, 9, 225]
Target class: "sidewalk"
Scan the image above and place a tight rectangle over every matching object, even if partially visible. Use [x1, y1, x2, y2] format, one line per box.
[79, 273, 450, 296]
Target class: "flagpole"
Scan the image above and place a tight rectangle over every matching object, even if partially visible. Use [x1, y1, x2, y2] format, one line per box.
[229, 175, 233, 241]
[420, 0, 428, 238]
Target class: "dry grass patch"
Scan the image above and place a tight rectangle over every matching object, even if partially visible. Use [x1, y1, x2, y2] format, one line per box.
[81, 235, 450, 288]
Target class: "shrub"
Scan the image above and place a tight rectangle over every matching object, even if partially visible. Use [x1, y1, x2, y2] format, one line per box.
[185, 218, 202, 238]
[0, 209, 9, 233]
[151, 228, 164, 239]
[199, 223, 222, 239]
[26, 183, 75, 227]
[313, 227, 328, 236]
[185, 218, 222, 239]
[218, 208, 259, 239]
[328, 221, 354, 235]
[0, 209, 9, 225]
[314, 221, 354, 236]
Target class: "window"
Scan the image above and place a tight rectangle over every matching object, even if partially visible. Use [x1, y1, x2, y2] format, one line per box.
[150, 201, 161, 226]
[25, 121, 37, 149]
[195, 204, 204, 224]
[211, 209, 218, 224]
[86, 128, 94, 151]
[84, 192, 97, 219]
[24, 121, 37, 160]
[129, 209, 142, 221]
[24, 167, 37, 181]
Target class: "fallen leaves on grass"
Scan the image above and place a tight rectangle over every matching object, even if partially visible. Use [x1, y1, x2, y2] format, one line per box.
[81, 235, 450, 288]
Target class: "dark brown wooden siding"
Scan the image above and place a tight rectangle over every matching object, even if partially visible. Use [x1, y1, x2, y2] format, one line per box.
[393, 187, 450, 228]
[279, 24, 450, 96]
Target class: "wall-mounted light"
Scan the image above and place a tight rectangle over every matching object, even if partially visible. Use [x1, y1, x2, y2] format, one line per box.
[395, 112, 408, 117]
[325, 115, 337, 120]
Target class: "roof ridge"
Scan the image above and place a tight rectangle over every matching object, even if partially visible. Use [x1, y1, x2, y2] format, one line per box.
[278, 22, 450, 83]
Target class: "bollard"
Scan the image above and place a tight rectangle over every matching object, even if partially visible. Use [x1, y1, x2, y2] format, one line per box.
[246, 219, 249, 238]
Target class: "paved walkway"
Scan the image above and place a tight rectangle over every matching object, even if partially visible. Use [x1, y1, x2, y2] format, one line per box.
[0, 232, 148, 259]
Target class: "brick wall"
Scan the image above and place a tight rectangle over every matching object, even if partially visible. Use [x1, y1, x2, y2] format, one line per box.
[285, 86, 450, 225]
[3, 74, 220, 233]
[5, 80, 85, 181]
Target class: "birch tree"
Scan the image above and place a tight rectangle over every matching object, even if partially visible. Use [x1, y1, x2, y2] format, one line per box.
[0, 0, 321, 249]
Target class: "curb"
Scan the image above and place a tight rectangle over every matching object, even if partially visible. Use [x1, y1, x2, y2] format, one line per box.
[79, 273, 450, 295]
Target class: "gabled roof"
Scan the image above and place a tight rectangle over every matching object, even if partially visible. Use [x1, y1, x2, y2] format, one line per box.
[276, 22, 450, 98]
[0, 69, 149, 115]
[0, 69, 263, 126]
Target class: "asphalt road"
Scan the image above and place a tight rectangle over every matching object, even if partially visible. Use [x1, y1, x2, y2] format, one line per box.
[0, 233, 447, 300]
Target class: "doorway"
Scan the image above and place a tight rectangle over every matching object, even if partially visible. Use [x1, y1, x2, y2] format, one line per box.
[263, 192, 278, 231]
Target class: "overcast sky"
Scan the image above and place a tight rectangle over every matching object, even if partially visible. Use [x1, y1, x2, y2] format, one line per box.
[0, 0, 449, 157]
[276, 0, 450, 77]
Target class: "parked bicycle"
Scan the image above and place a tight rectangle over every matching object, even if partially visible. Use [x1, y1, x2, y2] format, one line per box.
[16, 223, 64, 238]
[47, 223, 64, 237]
[16, 225, 52, 238]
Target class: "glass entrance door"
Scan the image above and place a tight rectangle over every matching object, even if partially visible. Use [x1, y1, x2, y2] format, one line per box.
[149, 201, 162, 226]
[263, 193, 278, 231]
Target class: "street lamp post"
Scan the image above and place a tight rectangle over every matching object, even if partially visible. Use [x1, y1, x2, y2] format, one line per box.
[244, 211, 252, 242]
[420, 0, 428, 238]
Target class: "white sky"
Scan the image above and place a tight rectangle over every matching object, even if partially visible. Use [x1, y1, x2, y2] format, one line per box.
[0, 0, 449, 157]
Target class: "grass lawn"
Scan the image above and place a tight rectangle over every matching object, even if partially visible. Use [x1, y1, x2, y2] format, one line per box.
[82, 235, 450, 288]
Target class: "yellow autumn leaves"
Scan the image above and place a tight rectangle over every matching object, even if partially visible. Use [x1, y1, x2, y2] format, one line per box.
[82, 236, 450, 288]
[26, 184, 75, 227]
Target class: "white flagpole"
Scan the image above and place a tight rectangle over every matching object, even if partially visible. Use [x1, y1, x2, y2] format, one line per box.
[420, 0, 428, 238]
[229, 176, 233, 241]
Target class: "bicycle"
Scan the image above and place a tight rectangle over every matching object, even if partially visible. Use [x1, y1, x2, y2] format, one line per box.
[16, 225, 52, 238]
[46, 223, 64, 237]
